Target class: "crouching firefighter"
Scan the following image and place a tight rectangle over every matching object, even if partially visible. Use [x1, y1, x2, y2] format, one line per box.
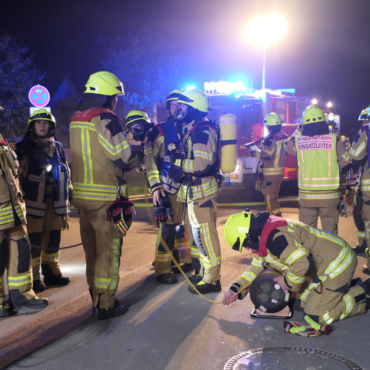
[248, 113, 287, 216]
[15, 109, 70, 292]
[222, 211, 370, 326]
[70, 72, 139, 320]
[0, 134, 48, 317]
[168, 89, 222, 294]
[125, 102, 193, 285]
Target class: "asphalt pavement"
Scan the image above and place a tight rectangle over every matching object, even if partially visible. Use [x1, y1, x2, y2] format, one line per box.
[0, 189, 369, 370]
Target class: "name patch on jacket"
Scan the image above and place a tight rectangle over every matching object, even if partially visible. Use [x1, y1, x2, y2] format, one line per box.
[297, 135, 332, 151]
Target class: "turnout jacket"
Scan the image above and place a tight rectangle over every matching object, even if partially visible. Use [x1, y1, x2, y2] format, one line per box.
[230, 217, 355, 302]
[253, 131, 288, 179]
[286, 134, 350, 207]
[349, 125, 370, 193]
[70, 107, 136, 210]
[0, 135, 26, 229]
[16, 137, 70, 218]
[177, 120, 220, 202]
[145, 117, 182, 194]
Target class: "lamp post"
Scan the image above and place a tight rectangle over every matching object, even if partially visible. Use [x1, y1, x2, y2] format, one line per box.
[245, 14, 288, 90]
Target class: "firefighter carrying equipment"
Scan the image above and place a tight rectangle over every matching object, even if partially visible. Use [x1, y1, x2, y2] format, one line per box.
[84, 71, 124, 96]
[28, 109, 57, 129]
[302, 105, 326, 124]
[249, 269, 291, 314]
[107, 195, 135, 236]
[264, 112, 281, 126]
[284, 315, 333, 337]
[359, 106, 370, 121]
[219, 114, 237, 173]
[154, 194, 174, 223]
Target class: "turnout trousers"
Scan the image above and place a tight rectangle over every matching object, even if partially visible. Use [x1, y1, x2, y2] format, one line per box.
[299, 205, 339, 235]
[27, 199, 64, 281]
[187, 194, 221, 284]
[262, 176, 283, 216]
[302, 254, 367, 325]
[360, 191, 370, 271]
[154, 193, 192, 276]
[79, 205, 123, 309]
[0, 224, 35, 305]
[353, 192, 366, 246]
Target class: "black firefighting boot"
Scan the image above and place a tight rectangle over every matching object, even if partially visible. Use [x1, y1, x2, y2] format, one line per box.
[33, 279, 46, 293]
[354, 240, 367, 255]
[43, 264, 70, 287]
[188, 280, 221, 294]
[156, 273, 178, 284]
[13, 297, 48, 315]
[188, 274, 203, 284]
[0, 304, 10, 318]
[93, 299, 128, 320]
[172, 263, 194, 274]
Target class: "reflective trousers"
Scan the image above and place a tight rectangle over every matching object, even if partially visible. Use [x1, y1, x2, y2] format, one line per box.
[302, 254, 367, 325]
[299, 205, 339, 235]
[27, 199, 64, 280]
[79, 206, 123, 309]
[262, 177, 282, 216]
[0, 224, 35, 305]
[155, 193, 192, 276]
[187, 194, 221, 284]
[361, 191, 370, 270]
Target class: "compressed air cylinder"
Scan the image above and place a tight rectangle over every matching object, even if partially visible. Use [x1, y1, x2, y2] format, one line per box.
[219, 114, 238, 173]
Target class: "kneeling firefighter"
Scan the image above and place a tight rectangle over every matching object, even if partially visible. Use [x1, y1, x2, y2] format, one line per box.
[168, 89, 223, 294]
[1, 134, 48, 316]
[222, 211, 370, 326]
[125, 98, 193, 285]
[16, 109, 70, 292]
[249, 113, 287, 216]
[70, 71, 140, 320]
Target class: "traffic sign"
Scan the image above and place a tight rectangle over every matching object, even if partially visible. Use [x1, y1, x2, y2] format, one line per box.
[28, 85, 50, 107]
[29, 107, 51, 116]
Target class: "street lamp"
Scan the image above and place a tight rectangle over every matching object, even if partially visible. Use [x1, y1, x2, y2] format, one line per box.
[245, 14, 288, 90]
[312, 98, 318, 105]
[327, 101, 333, 108]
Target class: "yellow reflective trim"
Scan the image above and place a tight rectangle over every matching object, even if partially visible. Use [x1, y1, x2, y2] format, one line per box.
[285, 248, 306, 266]
[349, 141, 365, 157]
[286, 271, 305, 284]
[241, 271, 256, 282]
[98, 134, 129, 155]
[193, 150, 213, 160]
[70, 122, 97, 131]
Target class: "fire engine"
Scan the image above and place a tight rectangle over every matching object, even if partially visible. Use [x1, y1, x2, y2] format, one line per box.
[204, 81, 339, 200]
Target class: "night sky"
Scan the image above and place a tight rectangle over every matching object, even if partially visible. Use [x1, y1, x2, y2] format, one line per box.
[1, 0, 370, 138]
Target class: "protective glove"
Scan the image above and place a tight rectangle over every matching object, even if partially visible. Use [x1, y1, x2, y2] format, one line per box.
[154, 195, 174, 223]
[107, 195, 135, 236]
[168, 149, 184, 181]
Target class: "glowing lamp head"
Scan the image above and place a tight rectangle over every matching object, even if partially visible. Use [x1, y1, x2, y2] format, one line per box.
[311, 98, 318, 105]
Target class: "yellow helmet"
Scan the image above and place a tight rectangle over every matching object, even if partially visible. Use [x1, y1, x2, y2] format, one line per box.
[165, 89, 183, 109]
[177, 89, 210, 113]
[28, 109, 56, 128]
[223, 211, 252, 252]
[359, 107, 370, 121]
[302, 105, 325, 125]
[263, 113, 281, 126]
[125, 110, 149, 127]
[84, 71, 124, 96]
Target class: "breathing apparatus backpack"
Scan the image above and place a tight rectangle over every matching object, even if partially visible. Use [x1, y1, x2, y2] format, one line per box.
[187, 114, 238, 185]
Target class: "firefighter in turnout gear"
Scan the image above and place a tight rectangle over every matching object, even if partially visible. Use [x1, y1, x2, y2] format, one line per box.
[222, 211, 370, 326]
[125, 98, 193, 285]
[16, 109, 70, 293]
[249, 113, 287, 216]
[285, 105, 351, 234]
[70, 71, 139, 320]
[0, 134, 48, 317]
[168, 89, 222, 294]
[349, 108, 370, 275]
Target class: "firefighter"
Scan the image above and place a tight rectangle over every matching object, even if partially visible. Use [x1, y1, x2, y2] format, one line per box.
[222, 211, 370, 325]
[349, 107, 370, 275]
[168, 89, 222, 294]
[125, 100, 193, 285]
[15, 109, 70, 293]
[0, 134, 48, 316]
[285, 105, 351, 234]
[249, 113, 287, 216]
[70, 71, 139, 320]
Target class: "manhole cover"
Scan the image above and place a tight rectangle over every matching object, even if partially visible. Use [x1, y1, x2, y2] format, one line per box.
[224, 347, 363, 370]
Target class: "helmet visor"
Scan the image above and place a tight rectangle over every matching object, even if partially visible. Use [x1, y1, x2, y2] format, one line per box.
[32, 112, 52, 121]
[175, 104, 188, 120]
